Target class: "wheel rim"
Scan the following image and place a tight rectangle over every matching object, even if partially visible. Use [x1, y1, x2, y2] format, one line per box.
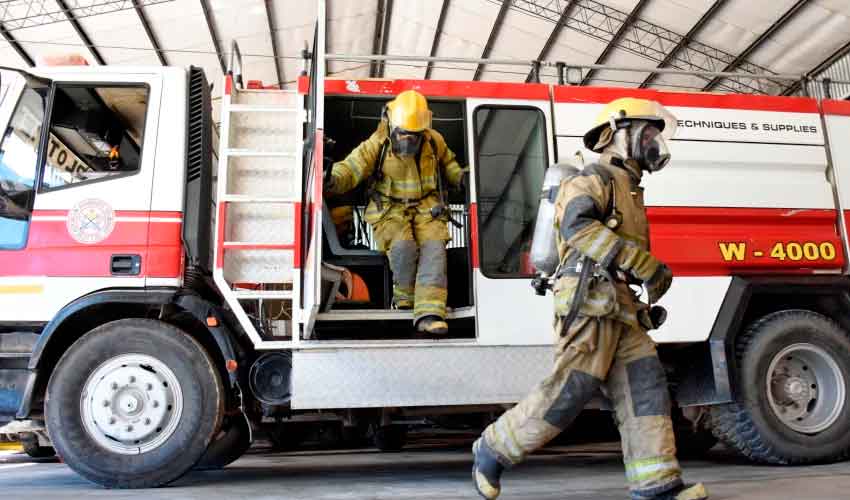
[80, 354, 183, 454]
[766, 343, 845, 434]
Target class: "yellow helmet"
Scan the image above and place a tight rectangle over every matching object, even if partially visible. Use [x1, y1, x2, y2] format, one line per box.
[583, 97, 677, 152]
[386, 90, 432, 132]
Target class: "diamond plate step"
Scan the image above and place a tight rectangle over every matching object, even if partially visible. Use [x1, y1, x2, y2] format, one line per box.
[221, 194, 299, 203]
[229, 104, 299, 113]
[233, 290, 293, 300]
[224, 149, 297, 157]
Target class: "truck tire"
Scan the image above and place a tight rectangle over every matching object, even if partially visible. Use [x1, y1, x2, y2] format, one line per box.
[46, 319, 224, 488]
[194, 415, 251, 470]
[710, 310, 850, 464]
[20, 432, 55, 458]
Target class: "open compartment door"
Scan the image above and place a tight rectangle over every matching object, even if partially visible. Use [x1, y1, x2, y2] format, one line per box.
[300, 8, 327, 339]
[467, 97, 556, 346]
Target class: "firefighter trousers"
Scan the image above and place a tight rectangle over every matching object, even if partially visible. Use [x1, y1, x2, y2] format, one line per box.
[482, 315, 683, 499]
[371, 204, 450, 322]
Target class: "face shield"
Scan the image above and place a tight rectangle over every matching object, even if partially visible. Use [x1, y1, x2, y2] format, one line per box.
[630, 122, 671, 172]
[390, 126, 424, 157]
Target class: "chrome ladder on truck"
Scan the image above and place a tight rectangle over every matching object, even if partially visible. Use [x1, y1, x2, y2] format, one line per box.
[212, 42, 302, 349]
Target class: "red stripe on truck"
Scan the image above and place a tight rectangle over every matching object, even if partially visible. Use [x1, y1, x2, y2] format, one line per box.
[822, 99, 850, 116]
[5, 208, 842, 279]
[649, 207, 844, 276]
[224, 75, 233, 96]
[215, 202, 227, 270]
[146, 212, 183, 278]
[322, 79, 551, 100]
[554, 86, 819, 113]
[293, 202, 302, 269]
[0, 210, 182, 278]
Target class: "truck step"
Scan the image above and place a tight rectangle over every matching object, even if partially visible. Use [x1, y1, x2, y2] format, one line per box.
[237, 88, 298, 95]
[224, 149, 296, 158]
[0, 352, 30, 359]
[221, 194, 299, 203]
[223, 242, 294, 249]
[233, 290, 293, 300]
[215, 75, 305, 344]
[0, 332, 38, 354]
[316, 306, 476, 322]
[229, 104, 299, 113]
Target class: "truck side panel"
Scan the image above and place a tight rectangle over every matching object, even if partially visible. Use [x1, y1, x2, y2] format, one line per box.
[292, 345, 552, 409]
[466, 97, 557, 347]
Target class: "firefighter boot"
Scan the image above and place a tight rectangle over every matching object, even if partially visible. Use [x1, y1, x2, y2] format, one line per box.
[415, 315, 448, 335]
[472, 438, 504, 499]
[641, 482, 708, 500]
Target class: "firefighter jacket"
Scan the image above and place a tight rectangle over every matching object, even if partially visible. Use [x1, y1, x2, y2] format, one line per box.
[552, 156, 660, 329]
[328, 121, 465, 224]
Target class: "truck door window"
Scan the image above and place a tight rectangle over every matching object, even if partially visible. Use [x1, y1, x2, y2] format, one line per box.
[41, 85, 148, 190]
[0, 85, 48, 249]
[473, 106, 547, 278]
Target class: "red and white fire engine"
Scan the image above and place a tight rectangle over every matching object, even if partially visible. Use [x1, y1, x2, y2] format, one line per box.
[2, 13, 850, 488]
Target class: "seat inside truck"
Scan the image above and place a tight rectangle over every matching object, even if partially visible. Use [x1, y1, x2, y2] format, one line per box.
[315, 95, 474, 339]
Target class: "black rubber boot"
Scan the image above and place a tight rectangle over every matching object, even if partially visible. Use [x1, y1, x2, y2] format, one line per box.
[472, 438, 505, 499]
[641, 483, 708, 500]
[416, 315, 448, 335]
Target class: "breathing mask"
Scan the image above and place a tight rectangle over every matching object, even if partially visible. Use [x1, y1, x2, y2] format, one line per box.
[390, 127, 424, 157]
[629, 122, 671, 172]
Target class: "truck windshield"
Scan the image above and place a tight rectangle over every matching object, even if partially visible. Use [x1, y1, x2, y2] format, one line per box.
[0, 79, 49, 249]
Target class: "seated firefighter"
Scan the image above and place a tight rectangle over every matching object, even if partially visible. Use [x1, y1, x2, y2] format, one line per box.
[325, 90, 465, 335]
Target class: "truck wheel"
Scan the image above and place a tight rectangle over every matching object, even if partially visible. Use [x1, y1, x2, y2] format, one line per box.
[710, 310, 850, 464]
[46, 319, 224, 488]
[20, 432, 55, 458]
[194, 415, 251, 470]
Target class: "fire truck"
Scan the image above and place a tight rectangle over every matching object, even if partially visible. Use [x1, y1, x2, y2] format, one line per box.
[3, 16, 850, 487]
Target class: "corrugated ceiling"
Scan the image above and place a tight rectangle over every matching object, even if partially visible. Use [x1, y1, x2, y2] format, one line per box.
[0, 0, 847, 114]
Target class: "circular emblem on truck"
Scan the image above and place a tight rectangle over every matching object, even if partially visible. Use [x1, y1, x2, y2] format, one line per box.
[67, 198, 116, 244]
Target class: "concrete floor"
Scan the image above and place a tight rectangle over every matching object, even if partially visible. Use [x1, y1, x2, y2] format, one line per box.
[1, 438, 849, 499]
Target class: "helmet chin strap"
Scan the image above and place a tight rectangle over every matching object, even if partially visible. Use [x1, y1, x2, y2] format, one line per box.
[603, 128, 642, 182]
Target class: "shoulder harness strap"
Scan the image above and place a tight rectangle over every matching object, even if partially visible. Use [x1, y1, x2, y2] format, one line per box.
[581, 163, 618, 229]
[367, 138, 390, 209]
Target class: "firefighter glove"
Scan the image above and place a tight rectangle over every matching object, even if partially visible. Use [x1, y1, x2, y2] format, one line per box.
[617, 242, 659, 280]
[615, 242, 671, 300]
[323, 167, 337, 193]
[644, 262, 673, 303]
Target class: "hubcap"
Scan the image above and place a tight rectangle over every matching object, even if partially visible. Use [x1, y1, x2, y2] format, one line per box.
[80, 354, 183, 454]
[766, 343, 845, 434]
